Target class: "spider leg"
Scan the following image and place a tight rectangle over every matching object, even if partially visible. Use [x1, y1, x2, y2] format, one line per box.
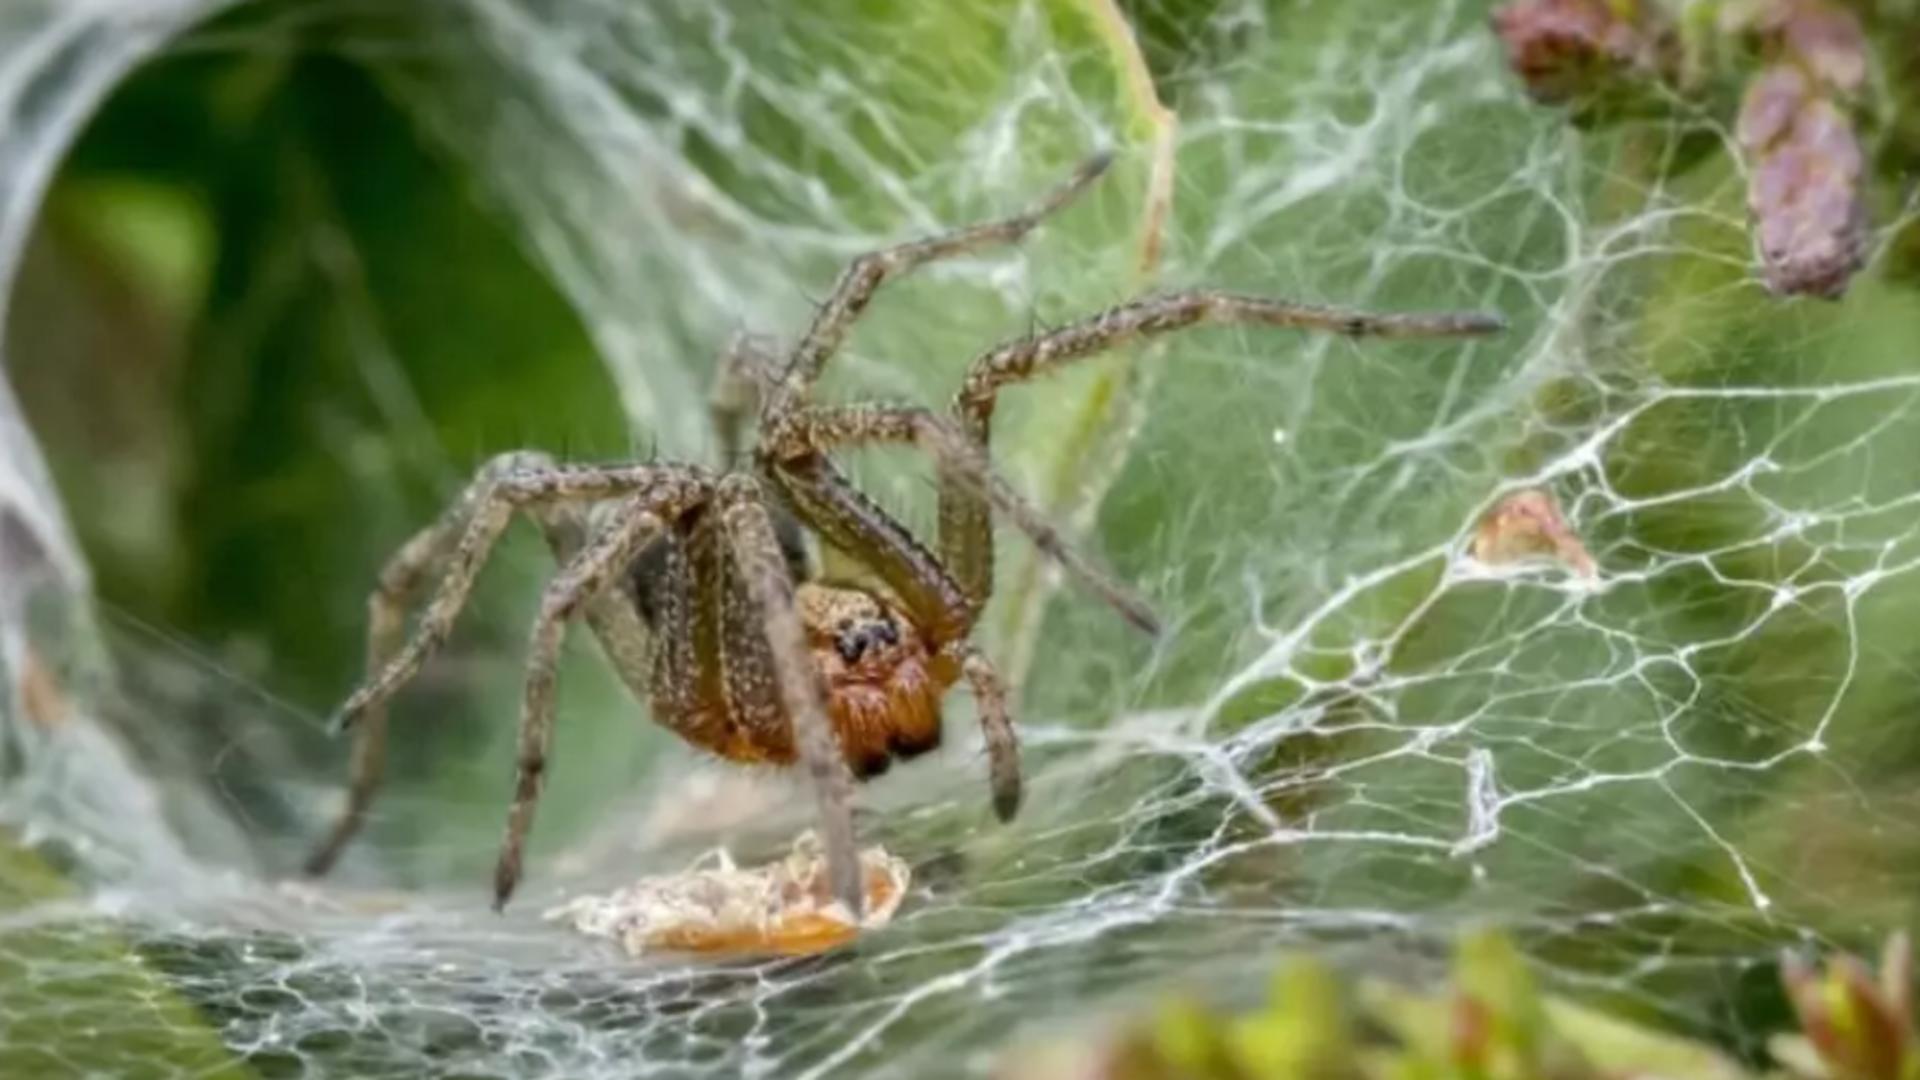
[953, 291, 1502, 437]
[707, 332, 818, 580]
[937, 290, 1506, 602]
[307, 450, 578, 876]
[302, 517, 443, 876]
[709, 330, 780, 467]
[765, 405, 1158, 636]
[769, 451, 976, 640]
[714, 473, 865, 918]
[760, 445, 1031, 822]
[770, 152, 1113, 406]
[949, 641, 1019, 820]
[493, 495, 669, 911]
[331, 462, 710, 736]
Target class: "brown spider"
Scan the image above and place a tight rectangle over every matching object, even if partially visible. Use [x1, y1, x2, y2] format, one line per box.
[302, 153, 1502, 917]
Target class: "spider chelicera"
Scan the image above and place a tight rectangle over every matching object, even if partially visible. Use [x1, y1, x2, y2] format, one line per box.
[302, 153, 1502, 917]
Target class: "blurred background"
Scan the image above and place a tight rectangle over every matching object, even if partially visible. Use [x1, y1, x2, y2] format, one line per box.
[4, 0, 1920, 1076]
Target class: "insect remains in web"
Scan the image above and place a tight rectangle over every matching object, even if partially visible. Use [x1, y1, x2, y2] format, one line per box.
[544, 831, 912, 957]
[300, 150, 1505, 929]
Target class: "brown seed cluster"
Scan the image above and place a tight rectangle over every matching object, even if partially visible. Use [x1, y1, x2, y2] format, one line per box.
[1493, 0, 1877, 298]
[1733, 0, 1870, 297]
[1490, 0, 1676, 111]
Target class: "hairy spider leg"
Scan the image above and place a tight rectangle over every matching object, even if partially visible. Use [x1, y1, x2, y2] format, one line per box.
[763, 404, 1157, 635]
[494, 495, 670, 910]
[308, 451, 612, 875]
[937, 290, 1506, 601]
[307, 455, 866, 914]
[757, 452, 1020, 819]
[625, 498, 872, 916]
[952, 641, 1019, 820]
[709, 331, 781, 468]
[767, 151, 1114, 413]
[330, 462, 711, 735]
[714, 474, 864, 916]
[307, 458, 710, 883]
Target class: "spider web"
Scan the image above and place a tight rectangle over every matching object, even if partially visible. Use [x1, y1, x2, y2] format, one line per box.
[4, 0, 1919, 1076]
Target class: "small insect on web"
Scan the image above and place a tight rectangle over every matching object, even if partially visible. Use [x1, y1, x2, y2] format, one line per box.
[301, 151, 1504, 926]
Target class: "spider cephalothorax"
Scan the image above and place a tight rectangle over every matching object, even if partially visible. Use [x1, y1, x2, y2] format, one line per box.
[303, 152, 1502, 916]
[795, 583, 951, 780]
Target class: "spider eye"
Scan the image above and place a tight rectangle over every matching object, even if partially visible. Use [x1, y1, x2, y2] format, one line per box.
[876, 619, 899, 646]
[835, 632, 868, 664]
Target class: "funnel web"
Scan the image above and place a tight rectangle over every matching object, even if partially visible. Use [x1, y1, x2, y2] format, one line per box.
[2, 0, 1918, 1077]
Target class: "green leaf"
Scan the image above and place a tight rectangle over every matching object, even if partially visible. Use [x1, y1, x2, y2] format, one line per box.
[0, 830, 253, 1079]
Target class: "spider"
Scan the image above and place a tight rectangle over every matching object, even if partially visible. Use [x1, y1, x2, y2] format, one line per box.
[301, 152, 1502, 917]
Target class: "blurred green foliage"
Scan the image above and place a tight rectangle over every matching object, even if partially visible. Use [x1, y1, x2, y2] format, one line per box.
[1003, 929, 1854, 1078]
[10, 9, 636, 872]
[23, 43, 625, 693]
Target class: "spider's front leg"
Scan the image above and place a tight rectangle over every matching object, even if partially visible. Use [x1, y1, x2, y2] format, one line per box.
[768, 408, 1158, 635]
[764, 451, 1026, 822]
[610, 489, 870, 917]
[712, 474, 866, 916]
